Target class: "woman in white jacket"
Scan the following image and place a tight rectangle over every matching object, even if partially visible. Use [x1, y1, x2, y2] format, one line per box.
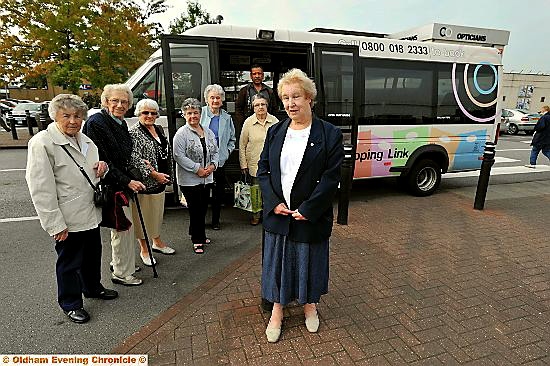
[26, 94, 117, 324]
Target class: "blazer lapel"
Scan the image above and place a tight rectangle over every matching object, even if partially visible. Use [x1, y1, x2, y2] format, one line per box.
[294, 118, 323, 182]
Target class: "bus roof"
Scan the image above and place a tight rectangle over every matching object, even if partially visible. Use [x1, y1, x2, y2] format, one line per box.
[182, 24, 506, 66]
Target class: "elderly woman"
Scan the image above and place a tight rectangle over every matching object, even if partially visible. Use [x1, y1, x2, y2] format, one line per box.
[83, 84, 146, 287]
[173, 98, 219, 254]
[239, 94, 278, 225]
[26, 94, 118, 324]
[258, 69, 344, 342]
[129, 99, 174, 267]
[200, 84, 236, 230]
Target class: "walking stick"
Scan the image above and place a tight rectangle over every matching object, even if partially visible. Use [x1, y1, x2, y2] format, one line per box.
[134, 192, 158, 278]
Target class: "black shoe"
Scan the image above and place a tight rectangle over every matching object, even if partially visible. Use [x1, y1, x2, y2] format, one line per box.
[84, 288, 118, 300]
[212, 223, 220, 230]
[64, 308, 90, 324]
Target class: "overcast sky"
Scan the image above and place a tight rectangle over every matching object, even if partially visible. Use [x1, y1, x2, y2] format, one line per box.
[152, 0, 550, 74]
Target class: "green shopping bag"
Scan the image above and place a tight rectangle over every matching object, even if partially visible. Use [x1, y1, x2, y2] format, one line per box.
[234, 180, 262, 213]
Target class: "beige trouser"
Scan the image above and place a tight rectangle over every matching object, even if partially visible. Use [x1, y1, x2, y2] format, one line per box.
[130, 192, 165, 240]
[110, 204, 136, 278]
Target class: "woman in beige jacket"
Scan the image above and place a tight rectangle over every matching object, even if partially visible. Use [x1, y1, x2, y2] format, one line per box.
[239, 95, 278, 225]
[26, 94, 117, 324]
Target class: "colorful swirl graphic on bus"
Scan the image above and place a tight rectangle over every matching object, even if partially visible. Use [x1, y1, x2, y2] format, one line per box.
[451, 62, 498, 123]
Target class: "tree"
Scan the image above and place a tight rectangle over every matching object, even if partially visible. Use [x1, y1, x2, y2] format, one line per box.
[169, 1, 216, 35]
[0, 0, 167, 93]
[128, 0, 169, 48]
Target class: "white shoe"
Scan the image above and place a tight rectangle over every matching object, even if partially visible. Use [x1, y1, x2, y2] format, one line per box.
[265, 321, 282, 343]
[152, 244, 176, 255]
[525, 164, 536, 168]
[305, 310, 320, 333]
[111, 274, 143, 286]
[140, 253, 157, 266]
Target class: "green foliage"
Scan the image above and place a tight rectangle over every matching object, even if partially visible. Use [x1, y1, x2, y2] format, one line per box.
[0, 0, 168, 93]
[169, 1, 216, 35]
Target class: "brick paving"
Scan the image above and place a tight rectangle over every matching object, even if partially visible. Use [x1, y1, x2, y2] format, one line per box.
[0, 128, 32, 148]
[112, 183, 550, 365]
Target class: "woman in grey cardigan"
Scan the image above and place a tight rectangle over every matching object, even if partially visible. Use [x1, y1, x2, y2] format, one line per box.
[173, 98, 219, 254]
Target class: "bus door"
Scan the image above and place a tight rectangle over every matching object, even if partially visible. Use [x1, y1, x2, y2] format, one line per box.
[160, 35, 218, 200]
[313, 43, 359, 175]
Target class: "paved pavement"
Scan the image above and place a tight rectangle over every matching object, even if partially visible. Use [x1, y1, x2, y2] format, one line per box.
[111, 180, 550, 365]
[0, 128, 33, 148]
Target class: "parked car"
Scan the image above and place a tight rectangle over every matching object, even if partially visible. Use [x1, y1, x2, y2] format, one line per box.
[8, 102, 42, 126]
[502, 108, 541, 135]
[0, 100, 17, 108]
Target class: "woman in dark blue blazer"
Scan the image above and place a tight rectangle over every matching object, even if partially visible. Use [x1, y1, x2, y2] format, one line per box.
[257, 69, 344, 343]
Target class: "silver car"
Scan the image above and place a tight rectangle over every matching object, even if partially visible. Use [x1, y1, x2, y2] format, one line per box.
[502, 108, 541, 135]
[8, 102, 42, 126]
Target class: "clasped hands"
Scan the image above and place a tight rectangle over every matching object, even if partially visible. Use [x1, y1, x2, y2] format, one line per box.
[274, 203, 307, 221]
[197, 164, 215, 178]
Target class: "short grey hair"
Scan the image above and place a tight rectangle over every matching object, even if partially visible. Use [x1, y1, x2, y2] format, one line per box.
[134, 99, 159, 116]
[181, 98, 202, 112]
[251, 94, 268, 104]
[277, 68, 317, 103]
[101, 84, 133, 108]
[48, 94, 88, 121]
[203, 84, 225, 101]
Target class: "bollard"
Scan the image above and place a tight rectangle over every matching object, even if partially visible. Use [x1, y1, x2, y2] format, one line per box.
[473, 142, 496, 210]
[337, 144, 354, 225]
[0, 115, 10, 132]
[35, 113, 44, 131]
[25, 110, 34, 136]
[9, 116, 18, 140]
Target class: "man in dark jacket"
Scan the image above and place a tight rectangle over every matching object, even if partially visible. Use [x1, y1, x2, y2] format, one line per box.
[83, 84, 146, 286]
[235, 64, 278, 129]
[526, 105, 550, 168]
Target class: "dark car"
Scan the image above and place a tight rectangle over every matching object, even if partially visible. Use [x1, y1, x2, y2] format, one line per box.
[8, 102, 42, 126]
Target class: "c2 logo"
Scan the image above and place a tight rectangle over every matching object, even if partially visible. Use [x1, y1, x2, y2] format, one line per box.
[439, 27, 452, 37]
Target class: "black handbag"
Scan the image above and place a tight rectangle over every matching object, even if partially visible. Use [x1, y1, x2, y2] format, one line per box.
[60, 145, 111, 207]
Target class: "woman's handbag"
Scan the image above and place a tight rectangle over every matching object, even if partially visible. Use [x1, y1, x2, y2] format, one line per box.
[60, 145, 111, 207]
[234, 175, 262, 213]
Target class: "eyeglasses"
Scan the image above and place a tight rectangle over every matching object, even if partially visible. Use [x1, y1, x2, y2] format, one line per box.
[141, 111, 158, 116]
[108, 98, 129, 106]
[253, 103, 267, 107]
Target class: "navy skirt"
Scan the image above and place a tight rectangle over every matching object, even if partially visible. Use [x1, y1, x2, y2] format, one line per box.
[261, 230, 329, 306]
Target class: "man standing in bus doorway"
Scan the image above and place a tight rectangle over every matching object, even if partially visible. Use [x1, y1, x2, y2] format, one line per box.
[235, 64, 278, 127]
[525, 105, 550, 168]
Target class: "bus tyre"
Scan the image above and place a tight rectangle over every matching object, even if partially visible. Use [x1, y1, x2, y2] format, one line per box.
[406, 159, 441, 197]
[507, 124, 519, 135]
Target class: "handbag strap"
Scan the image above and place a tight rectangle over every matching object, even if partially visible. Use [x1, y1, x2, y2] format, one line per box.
[60, 145, 97, 190]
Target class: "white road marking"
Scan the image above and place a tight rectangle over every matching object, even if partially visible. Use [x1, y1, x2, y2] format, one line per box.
[0, 168, 25, 172]
[494, 157, 520, 163]
[521, 140, 532, 144]
[444, 165, 550, 179]
[0, 216, 39, 223]
[497, 148, 531, 152]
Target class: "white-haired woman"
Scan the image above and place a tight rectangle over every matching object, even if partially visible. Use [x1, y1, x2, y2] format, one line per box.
[200, 84, 236, 230]
[258, 69, 344, 342]
[83, 84, 146, 287]
[239, 94, 278, 225]
[26, 94, 118, 324]
[129, 99, 175, 267]
[173, 98, 219, 254]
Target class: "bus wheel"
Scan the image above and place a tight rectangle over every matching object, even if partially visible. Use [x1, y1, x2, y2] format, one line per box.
[406, 159, 441, 196]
